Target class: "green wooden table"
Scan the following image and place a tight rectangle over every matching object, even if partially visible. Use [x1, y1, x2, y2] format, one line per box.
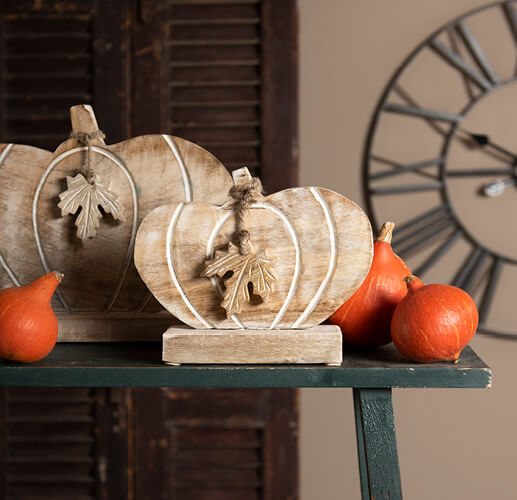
[0, 343, 491, 500]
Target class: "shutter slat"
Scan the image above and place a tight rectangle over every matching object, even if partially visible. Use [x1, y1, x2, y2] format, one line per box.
[174, 488, 260, 500]
[171, 121, 260, 127]
[169, 39, 259, 46]
[9, 456, 94, 463]
[170, 99, 259, 107]
[170, 18, 260, 26]
[170, 60, 259, 67]
[176, 448, 261, 468]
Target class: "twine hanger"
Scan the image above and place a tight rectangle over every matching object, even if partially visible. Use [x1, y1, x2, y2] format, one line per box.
[70, 130, 106, 182]
[225, 172, 264, 255]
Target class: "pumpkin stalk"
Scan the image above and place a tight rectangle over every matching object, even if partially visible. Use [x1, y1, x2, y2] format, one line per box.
[404, 275, 424, 292]
[27, 271, 63, 301]
[377, 221, 395, 244]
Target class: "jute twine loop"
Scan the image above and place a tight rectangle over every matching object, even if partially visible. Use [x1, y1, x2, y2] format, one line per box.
[70, 130, 106, 182]
[227, 176, 264, 255]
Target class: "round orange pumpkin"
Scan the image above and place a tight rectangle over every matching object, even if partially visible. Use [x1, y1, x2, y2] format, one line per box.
[391, 275, 478, 362]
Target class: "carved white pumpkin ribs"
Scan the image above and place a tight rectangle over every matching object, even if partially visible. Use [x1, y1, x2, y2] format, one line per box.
[135, 168, 374, 330]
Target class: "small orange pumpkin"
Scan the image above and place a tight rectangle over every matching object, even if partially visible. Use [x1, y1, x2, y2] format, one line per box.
[391, 275, 478, 362]
[0, 271, 62, 363]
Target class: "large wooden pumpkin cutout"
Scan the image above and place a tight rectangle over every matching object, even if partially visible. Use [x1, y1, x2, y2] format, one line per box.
[135, 168, 373, 330]
[0, 105, 234, 340]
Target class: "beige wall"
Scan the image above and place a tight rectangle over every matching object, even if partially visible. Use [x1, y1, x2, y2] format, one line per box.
[298, 1, 517, 498]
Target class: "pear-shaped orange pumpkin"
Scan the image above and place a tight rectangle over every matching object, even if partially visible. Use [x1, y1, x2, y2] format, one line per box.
[0, 271, 62, 363]
[329, 222, 410, 348]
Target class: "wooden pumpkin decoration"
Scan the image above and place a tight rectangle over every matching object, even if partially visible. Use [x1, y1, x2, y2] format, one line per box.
[135, 168, 373, 330]
[0, 105, 234, 341]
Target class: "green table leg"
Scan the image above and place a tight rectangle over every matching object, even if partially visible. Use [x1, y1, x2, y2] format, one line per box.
[353, 388, 402, 500]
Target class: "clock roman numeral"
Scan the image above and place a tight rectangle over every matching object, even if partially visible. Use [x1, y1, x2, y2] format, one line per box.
[383, 103, 462, 123]
[452, 249, 504, 326]
[369, 157, 443, 181]
[429, 38, 494, 92]
[390, 85, 450, 137]
[454, 21, 499, 85]
[503, 2, 517, 47]
[452, 246, 489, 292]
[413, 228, 463, 276]
[368, 182, 443, 196]
[391, 206, 457, 258]
[477, 257, 503, 325]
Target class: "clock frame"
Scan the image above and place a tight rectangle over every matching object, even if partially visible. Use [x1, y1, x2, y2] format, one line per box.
[363, 1, 517, 338]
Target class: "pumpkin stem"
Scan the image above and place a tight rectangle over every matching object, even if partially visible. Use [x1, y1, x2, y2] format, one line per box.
[53, 271, 64, 283]
[377, 222, 395, 244]
[404, 274, 424, 292]
[27, 271, 63, 302]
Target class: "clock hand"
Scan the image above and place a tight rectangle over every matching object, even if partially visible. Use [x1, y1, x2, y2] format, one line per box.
[481, 177, 516, 197]
[458, 128, 517, 162]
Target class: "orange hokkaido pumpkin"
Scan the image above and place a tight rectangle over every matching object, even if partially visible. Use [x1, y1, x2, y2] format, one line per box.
[0, 271, 62, 363]
[391, 275, 478, 362]
[329, 222, 410, 348]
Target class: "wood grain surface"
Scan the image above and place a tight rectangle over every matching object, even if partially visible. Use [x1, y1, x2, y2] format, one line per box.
[135, 170, 373, 330]
[0, 105, 233, 341]
[162, 325, 343, 365]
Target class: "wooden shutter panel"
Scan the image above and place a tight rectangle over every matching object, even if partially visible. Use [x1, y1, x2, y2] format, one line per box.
[0, 0, 130, 149]
[133, 0, 298, 191]
[0, 388, 129, 500]
[133, 388, 298, 500]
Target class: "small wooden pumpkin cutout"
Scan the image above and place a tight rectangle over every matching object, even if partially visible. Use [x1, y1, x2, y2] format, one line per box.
[135, 168, 373, 330]
[0, 105, 234, 340]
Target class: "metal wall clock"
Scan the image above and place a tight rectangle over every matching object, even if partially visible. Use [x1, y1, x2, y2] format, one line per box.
[364, 1, 517, 338]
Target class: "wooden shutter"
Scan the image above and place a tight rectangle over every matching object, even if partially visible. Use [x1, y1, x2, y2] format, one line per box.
[133, 0, 298, 191]
[0, 388, 129, 500]
[0, 0, 129, 149]
[133, 388, 298, 500]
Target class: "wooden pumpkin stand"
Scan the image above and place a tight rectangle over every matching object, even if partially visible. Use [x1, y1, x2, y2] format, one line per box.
[135, 167, 373, 366]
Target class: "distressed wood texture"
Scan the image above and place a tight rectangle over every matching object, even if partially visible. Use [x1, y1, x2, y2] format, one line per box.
[0, 344, 491, 389]
[163, 325, 343, 365]
[135, 168, 373, 330]
[0, 105, 234, 341]
[353, 388, 402, 500]
[133, 388, 298, 500]
[0, 387, 129, 499]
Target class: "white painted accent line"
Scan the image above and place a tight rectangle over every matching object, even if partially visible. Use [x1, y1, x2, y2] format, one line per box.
[292, 188, 337, 328]
[205, 208, 246, 328]
[250, 202, 301, 329]
[0, 144, 20, 286]
[163, 135, 193, 202]
[0, 252, 20, 287]
[0, 143, 13, 165]
[167, 203, 214, 328]
[32, 146, 139, 313]
[103, 151, 139, 313]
